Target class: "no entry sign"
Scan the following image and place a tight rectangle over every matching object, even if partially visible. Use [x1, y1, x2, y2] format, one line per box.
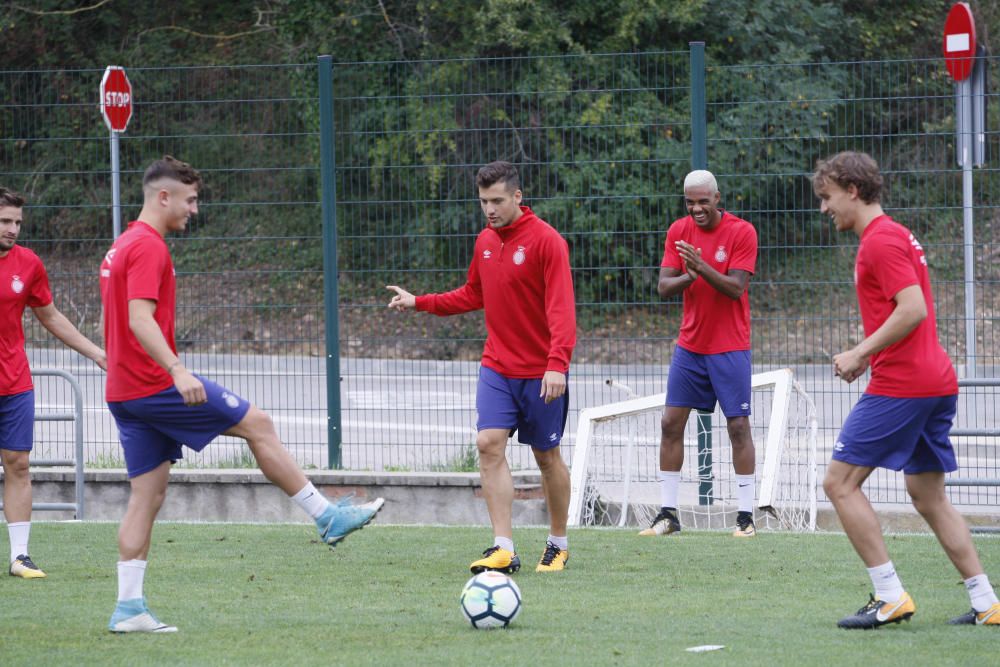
[100, 66, 133, 132]
[943, 3, 976, 82]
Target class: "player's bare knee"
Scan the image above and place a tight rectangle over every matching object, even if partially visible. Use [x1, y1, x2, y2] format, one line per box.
[0, 451, 30, 478]
[234, 406, 278, 442]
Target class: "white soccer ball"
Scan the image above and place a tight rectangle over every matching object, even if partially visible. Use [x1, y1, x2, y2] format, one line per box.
[460, 571, 522, 629]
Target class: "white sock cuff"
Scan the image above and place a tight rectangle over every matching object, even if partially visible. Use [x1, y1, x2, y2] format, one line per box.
[547, 534, 568, 550]
[292, 482, 329, 520]
[117, 559, 147, 571]
[494, 536, 515, 553]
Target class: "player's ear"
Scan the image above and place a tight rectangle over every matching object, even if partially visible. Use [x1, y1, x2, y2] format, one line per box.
[157, 188, 170, 207]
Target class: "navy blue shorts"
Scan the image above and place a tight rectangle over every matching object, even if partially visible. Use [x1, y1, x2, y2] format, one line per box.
[665, 346, 752, 418]
[0, 390, 34, 452]
[107, 375, 252, 478]
[834, 393, 958, 474]
[476, 366, 568, 451]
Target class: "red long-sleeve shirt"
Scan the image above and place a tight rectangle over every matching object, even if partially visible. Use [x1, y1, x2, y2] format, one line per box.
[415, 207, 576, 378]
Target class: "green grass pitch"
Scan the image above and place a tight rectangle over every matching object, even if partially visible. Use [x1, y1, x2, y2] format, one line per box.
[1, 523, 997, 665]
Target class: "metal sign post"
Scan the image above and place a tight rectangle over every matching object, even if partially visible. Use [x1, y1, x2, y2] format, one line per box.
[100, 66, 133, 239]
[944, 3, 983, 378]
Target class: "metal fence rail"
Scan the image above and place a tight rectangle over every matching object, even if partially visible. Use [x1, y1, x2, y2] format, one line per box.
[0, 369, 85, 518]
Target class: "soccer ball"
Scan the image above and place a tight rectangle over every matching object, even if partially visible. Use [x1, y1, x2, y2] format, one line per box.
[460, 571, 522, 629]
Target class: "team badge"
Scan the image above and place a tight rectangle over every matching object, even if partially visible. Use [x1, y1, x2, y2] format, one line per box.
[11, 275, 23, 294]
[714, 246, 727, 262]
[513, 246, 526, 265]
[221, 392, 241, 409]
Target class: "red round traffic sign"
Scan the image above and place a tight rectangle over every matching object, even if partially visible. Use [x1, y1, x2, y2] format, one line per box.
[943, 3, 976, 82]
[100, 66, 133, 132]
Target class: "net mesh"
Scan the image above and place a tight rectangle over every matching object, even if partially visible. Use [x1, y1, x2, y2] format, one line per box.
[576, 372, 817, 532]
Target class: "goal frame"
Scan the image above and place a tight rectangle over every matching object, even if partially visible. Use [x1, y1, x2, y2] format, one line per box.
[567, 368, 815, 529]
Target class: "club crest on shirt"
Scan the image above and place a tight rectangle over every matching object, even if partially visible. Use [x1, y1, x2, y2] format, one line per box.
[513, 246, 526, 265]
[11, 275, 23, 294]
[221, 392, 241, 409]
[714, 246, 727, 262]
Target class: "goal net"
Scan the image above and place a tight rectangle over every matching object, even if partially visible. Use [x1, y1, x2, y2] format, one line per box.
[567, 369, 818, 531]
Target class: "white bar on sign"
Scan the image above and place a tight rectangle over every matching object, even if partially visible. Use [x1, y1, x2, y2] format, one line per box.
[946, 33, 970, 52]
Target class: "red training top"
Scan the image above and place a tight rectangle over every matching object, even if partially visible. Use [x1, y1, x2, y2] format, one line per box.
[415, 206, 576, 378]
[855, 215, 957, 397]
[661, 211, 757, 354]
[100, 221, 178, 401]
[0, 245, 52, 395]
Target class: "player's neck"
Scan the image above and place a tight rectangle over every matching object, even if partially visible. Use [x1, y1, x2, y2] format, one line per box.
[853, 203, 885, 236]
[135, 208, 170, 237]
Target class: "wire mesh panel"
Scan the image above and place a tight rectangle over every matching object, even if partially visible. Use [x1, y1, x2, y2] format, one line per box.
[1, 50, 997, 514]
[0, 64, 325, 467]
[333, 52, 691, 470]
[708, 55, 1000, 506]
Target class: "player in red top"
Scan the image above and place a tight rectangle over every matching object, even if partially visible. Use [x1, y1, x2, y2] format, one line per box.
[815, 151, 999, 629]
[640, 170, 759, 539]
[0, 187, 106, 579]
[387, 161, 576, 574]
[101, 157, 383, 633]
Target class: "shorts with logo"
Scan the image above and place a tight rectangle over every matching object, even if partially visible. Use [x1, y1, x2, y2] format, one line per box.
[665, 345, 751, 418]
[0, 390, 34, 452]
[107, 375, 252, 478]
[476, 366, 569, 451]
[834, 393, 957, 474]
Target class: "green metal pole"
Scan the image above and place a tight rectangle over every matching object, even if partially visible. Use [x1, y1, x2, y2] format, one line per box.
[690, 41, 707, 171]
[318, 55, 342, 469]
[690, 41, 712, 504]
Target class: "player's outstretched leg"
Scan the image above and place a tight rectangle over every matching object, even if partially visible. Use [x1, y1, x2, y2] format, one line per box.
[837, 592, 915, 629]
[109, 598, 178, 633]
[639, 507, 681, 536]
[316, 497, 385, 547]
[9, 554, 46, 579]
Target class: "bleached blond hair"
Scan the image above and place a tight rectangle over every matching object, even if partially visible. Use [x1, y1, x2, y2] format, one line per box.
[683, 170, 718, 193]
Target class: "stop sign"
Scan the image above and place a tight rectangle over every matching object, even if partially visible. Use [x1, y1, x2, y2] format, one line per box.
[100, 66, 133, 132]
[943, 2, 977, 82]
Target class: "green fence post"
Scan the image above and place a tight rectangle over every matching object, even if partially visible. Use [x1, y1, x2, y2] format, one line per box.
[689, 41, 713, 505]
[318, 55, 342, 469]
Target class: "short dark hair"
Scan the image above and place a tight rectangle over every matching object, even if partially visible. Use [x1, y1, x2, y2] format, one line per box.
[476, 161, 520, 192]
[0, 187, 26, 208]
[813, 151, 883, 204]
[143, 155, 202, 189]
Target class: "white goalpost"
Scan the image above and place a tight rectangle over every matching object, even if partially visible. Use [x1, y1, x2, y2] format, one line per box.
[567, 368, 818, 531]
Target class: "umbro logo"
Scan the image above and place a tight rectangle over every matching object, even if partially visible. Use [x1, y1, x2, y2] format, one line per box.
[740, 402, 749, 411]
[483, 250, 492, 260]
[834, 441, 845, 452]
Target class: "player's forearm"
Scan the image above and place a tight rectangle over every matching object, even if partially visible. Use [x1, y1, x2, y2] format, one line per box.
[658, 273, 694, 298]
[697, 266, 744, 300]
[129, 316, 182, 373]
[853, 303, 925, 359]
[39, 310, 104, 362]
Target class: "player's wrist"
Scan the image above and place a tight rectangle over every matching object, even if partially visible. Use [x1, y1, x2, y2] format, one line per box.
[167, 360, 183, 376]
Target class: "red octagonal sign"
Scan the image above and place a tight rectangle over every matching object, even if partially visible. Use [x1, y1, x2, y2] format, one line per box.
[101, 66, 133, 132]
[943, 3, 976, 82]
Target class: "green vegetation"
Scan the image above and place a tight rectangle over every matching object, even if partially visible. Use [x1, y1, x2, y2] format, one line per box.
[4, 523, 999, 665]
